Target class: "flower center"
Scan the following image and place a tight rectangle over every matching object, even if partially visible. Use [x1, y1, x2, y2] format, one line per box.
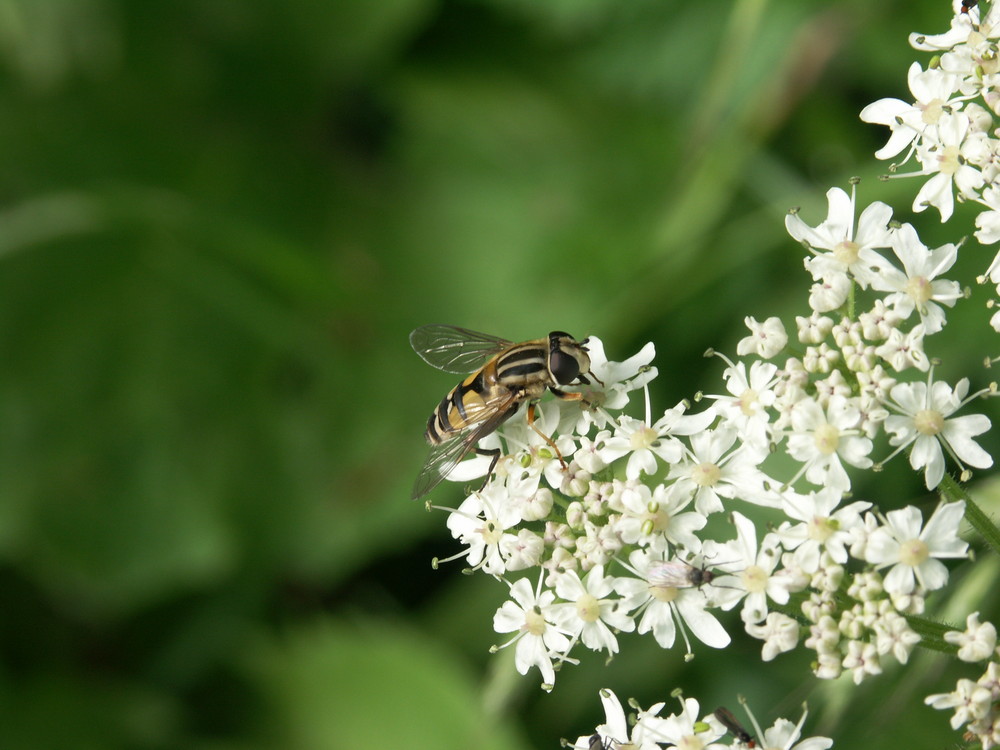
[808, 516, 838, 542]
[738, 388, 759, 416]
[647, 506, 672, 534]
[741, 565, 768, 593]
[523, 607, 547, 636]
[650, 584, 679, 603]
[677, 734, 706, 750]
[921, 98, 944, 125]
[481, 520, 502, 545]
[576, 593, 601, 622]
[914, 409, 944, 436]
[692, 462, 721, 487]
[833, 239, 860, 265]
[630, 425, 658, 450]
[938, 144, 961, 175]
[906, 275, 932, 305]
[899, 538, 930, 567]
[813, 423, 841, 455]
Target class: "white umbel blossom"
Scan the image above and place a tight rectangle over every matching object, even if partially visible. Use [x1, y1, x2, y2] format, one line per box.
[945, 612, 998, 662]
[737, 315, 789, 359]
[864, 501, 969, 596]
[884, 373, 993, 489]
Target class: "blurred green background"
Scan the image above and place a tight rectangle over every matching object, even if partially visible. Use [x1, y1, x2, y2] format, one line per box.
[1, 0, 998, 748]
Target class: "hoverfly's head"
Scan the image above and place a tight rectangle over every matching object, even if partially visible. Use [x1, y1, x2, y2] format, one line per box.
[546, 331, 591, 385]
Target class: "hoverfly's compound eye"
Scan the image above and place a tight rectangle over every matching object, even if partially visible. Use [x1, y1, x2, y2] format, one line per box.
[549, 349, 581, 384]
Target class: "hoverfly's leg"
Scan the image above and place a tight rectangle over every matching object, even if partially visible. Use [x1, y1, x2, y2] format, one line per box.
[549, 387, 591, 409]
[474, 446, 502, 491]
[526, 402, 568, 470]
[575, 372, 604, 388]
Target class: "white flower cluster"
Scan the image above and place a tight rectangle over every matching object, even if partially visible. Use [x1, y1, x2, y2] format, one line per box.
[925, 612, 1000, 748]
[415, 6, 1000, 748]
[566, 688, 831, 750]
[856, 4, 1000, 744]
[429, 172, 990, 691]
[860, 1, 1000, 331]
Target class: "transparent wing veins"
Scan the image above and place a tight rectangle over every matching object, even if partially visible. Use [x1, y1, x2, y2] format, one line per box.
[410, 394, 519, 500]
[410, 325, 512, 374]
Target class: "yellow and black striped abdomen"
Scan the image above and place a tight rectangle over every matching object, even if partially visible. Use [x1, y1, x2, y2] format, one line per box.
[425, 364, 514, 445]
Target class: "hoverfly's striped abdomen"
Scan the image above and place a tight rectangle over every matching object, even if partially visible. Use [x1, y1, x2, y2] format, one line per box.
[425, 363, 520, 445]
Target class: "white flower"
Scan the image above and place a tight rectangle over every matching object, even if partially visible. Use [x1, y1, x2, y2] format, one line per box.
[926, 678, 994, 730]
[574, 431, 612, 474]
[711, 512, 791, 623]
[976, 185, 1000, 246]
[797, 312, 836, 345]
[445, 486, 523, 575]
[873, 609, 921, 664]
[614, 549, 731, 652]
[612, 482, 707, 550]
[551, 565, 635, 655]
[641, 697, 727, 750]
[575, 688, 666, 750]
[911, 5, 982, 52]
[869, 223, 961, 334]
[667, 426, 770, 515]
[598, 401, 715, 480]
[911, 112, 986, 221]
[492, 575, 572, 690]
[858, 299, 904, 341]
[706, 357, 779, 452]
[776, 488, 871, 573]
[864, 501, 969, 596]
[884, 373, 993, 489]
[745, 611, 801, 661]
[808, 273, 852, 313]
[945, 612, 998, 662]
[741, 704, 832, 750]
[514, 487, 554, 522]
[571, 337, 658, 433]
[874, 324, 929, 372]
[497, 401, 577, 495]
[499, 528, 544, 571]
[786, 186, 893, 289]
[842, 639, 882, 684]
[860, 62, 963, 160]
[737, 316, 788, 359]
[784, 395, 873, 493]
[573, 517, 622, 570]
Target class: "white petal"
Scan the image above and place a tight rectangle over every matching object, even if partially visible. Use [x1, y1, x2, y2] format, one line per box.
[676, 596, 731, 648]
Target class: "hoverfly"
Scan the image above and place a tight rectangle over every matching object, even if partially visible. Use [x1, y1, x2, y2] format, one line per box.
[410, 325, 599, 500]
[713, 707, 755, 748]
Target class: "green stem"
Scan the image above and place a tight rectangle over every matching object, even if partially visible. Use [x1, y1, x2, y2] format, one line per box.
[939, 474, 1000, 557]
[904, 613, 959, 655]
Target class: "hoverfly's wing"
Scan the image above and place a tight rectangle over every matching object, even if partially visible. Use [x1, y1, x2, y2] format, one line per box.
[410, 325, 513, 374]
[411, 393, 520, 500]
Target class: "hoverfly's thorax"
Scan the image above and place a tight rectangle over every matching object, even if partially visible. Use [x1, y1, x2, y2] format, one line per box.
[493, 340, 550, 387]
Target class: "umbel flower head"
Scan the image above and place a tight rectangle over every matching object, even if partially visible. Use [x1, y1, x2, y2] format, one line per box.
[415, 22, 998, 750]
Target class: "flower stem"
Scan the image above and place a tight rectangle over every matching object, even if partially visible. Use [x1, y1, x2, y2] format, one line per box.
[904, 613, 959, 655]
